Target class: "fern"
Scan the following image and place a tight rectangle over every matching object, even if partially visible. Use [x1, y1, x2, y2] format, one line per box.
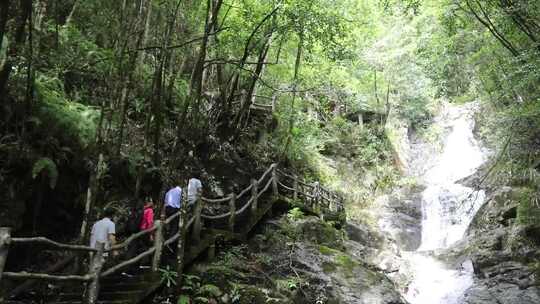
[32, 157, 58, 189]
[198, 284, 222, 297]
[35, 74, 99, 149]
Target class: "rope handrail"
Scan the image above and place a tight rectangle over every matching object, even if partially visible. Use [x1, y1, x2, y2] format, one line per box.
[11, 237, 97, 252]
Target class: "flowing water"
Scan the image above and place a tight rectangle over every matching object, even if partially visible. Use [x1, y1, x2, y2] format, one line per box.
[404, 103, 487, 304]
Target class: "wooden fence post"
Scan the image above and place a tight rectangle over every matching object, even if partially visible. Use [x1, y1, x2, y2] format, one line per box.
[293, 176, 298, 201]
[151, 220, 164, 272]
[228, 193, 236, 233]
[85, 243, 104, 304]
[192, 197, 203, 243]
[176, 205, 187, 291]
[251, 179, 258, 216]
[0, 227, 11, 283]
[271, 165, 278, 197]
[313, 182, 320, 210]
[271, 95, 277, 112]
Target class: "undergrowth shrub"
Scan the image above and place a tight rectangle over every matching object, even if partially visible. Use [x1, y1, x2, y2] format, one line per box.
[34, 74, 99, 149]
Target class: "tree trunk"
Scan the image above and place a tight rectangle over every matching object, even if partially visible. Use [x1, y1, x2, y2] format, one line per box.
[0, 0, 32, 98]
[233, 37, 272, 131]
[79, 153, 105, 243]
[282, 30, 304, 157]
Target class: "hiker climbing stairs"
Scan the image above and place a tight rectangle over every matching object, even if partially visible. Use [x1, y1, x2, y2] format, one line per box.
[0, 164, 345, 304]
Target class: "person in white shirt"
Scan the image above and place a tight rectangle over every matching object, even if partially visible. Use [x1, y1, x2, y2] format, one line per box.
[161, 185, 182, 239]
[90, 208, 117, 257]
[187, 175, 203, 206]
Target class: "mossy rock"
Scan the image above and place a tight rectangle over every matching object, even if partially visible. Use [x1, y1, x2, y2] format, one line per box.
[296, 217, 345, 249]
[237, 285, 267, 304]
[516, 187, 540, 225]
[322, 261, 338, 273]
[196, 265, 246, 288]
[318, 245, 359, 278]
[319, 245, 340, 255]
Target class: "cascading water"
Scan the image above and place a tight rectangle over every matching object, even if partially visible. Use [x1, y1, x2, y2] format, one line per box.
[404, 103, 487, 304]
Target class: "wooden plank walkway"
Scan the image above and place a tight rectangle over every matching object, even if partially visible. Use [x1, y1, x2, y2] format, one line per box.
[0, 164, 345, 304]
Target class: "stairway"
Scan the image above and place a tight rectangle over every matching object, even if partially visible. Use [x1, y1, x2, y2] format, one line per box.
[54, 268, 160, 304]
[47, 198, 278, 304]
[2, 165, 345, 304]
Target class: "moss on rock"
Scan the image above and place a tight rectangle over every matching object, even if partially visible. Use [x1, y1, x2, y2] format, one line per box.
[516, 187, 540, 225]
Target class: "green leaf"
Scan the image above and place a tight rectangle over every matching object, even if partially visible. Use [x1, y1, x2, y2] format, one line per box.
[194, 296, 209, 303]
[177, 295, 191, 304]
[32, 157, 59, 189]
[199, 284, 222, 297]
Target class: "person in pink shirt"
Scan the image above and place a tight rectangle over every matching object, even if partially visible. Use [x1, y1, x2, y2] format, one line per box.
[140, 199, 155, 241]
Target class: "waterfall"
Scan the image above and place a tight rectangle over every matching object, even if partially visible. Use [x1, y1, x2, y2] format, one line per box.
[404, 103, 486, 304]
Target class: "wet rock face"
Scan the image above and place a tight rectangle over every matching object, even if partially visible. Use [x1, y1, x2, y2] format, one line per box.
[293, 242, 407, 304]
[196, 215, 407, 304]
[464, 187, 540, 304]
[376, 188, 423, 251]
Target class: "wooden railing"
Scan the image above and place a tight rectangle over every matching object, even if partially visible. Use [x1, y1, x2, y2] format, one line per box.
[0, 164, 345, 303]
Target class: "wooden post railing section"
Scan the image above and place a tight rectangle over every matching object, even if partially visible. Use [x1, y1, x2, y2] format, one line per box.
[0, 164, 345, 303]
[85, 243, 104, 304]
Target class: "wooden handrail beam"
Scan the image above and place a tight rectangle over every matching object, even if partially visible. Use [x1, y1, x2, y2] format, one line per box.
[100, 246, 156, 277]
[3, 272, 92, 282]
[257, 164, 276, 185]
[11, 237, 96, 252]
[110, 226, 157, 251]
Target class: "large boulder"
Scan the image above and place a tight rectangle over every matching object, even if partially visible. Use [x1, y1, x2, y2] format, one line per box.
[464, 187, 540, 304]
[376, 187, 423, 251]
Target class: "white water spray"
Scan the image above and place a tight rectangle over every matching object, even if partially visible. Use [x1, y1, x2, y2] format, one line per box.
[405, 103, 486, 304]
